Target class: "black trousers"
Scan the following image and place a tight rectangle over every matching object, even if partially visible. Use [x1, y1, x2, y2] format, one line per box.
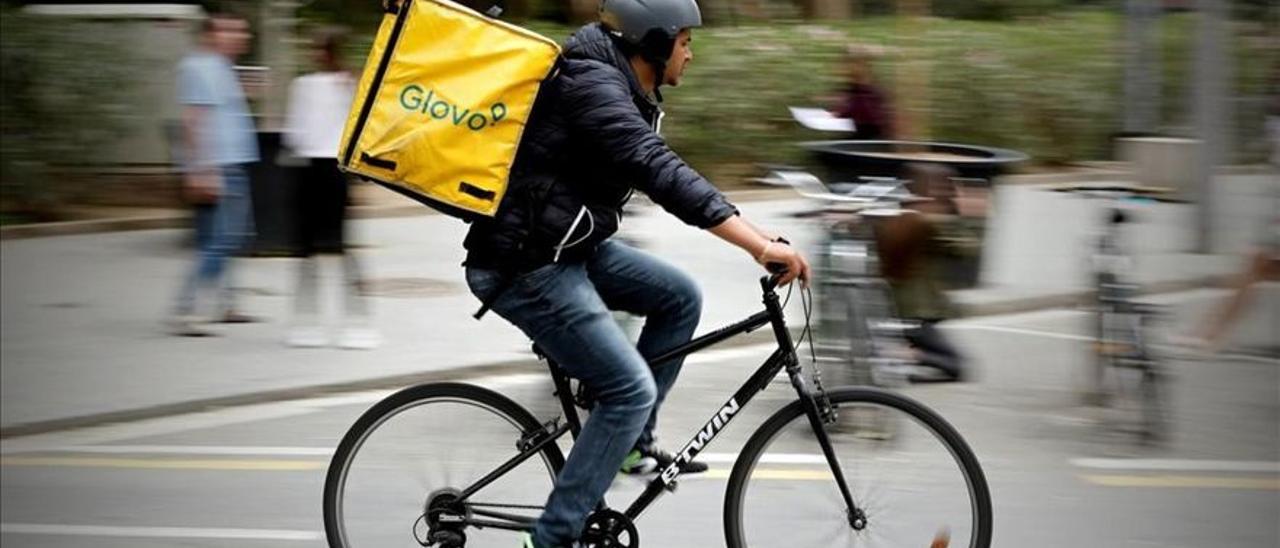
[294, 158, 348, 255]
[904, 320, 965, 381]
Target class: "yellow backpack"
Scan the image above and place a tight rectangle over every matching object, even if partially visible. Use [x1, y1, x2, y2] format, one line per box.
[338, 0, 561, 219]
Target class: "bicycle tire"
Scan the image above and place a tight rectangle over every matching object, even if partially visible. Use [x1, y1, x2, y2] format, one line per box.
[323, 382, 566, 547]
[1139, 365, 1168, 443]
[723, 386, 993, 548]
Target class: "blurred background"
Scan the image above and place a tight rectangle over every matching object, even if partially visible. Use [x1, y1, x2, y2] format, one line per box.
[1, 0, 1277, 547]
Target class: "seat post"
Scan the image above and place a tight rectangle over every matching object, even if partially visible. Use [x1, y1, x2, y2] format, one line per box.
[540, 348, 584, 440]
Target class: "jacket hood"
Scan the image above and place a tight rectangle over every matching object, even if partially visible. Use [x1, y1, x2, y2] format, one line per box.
[562, 23, 655, 104]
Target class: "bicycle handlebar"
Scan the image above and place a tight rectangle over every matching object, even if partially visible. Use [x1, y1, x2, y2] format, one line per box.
[762, 265, 787, 293]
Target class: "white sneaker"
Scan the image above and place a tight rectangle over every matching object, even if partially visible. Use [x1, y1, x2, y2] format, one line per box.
[167, 315, 216, 337]
[287, 326, 328, 348]
[338, 327, 381, 350]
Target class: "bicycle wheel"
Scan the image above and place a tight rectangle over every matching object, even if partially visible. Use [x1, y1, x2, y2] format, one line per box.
[324, 382, 565, 547]
[724, 387, 992, 548]
[1138, 365, 1168, 442]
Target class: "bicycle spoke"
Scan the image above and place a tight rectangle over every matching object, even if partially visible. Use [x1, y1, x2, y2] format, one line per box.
[726, 389, 989, 548]
[325, 387, 561, 548]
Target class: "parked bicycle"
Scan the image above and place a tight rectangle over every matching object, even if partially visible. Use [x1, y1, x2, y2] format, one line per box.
[1057, 184, 1178, 443]
[323, 271, 992, 547]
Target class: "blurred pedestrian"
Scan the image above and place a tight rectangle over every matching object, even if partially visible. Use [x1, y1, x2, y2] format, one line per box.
[829, 45, 895, 141]
[167, 11, 259, 337]
[1186, 65, 1280, 353]
[874, 163, 984, 382]
[282, 28, 379, 349]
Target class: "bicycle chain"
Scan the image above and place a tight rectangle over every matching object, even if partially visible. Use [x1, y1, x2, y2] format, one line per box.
[465, 502, 545, 511]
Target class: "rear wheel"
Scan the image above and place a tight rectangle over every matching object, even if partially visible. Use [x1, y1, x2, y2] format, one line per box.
[323, 382, 564, 547]
[724, 386, 992, 548]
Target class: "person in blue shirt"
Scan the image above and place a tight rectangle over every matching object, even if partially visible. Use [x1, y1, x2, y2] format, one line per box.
[168, 11, 260, 336]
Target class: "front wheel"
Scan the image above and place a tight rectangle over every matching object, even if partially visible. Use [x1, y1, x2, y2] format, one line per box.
[724, 386, 992, 548]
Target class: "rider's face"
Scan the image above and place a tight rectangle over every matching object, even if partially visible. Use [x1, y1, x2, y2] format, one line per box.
[663, 29, 693, 87]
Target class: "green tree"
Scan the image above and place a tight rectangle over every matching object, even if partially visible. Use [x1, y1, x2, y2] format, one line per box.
[0, 11, 140, 222]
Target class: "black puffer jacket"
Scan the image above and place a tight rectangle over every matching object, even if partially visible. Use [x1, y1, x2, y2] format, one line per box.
[463, 23, 738, 271]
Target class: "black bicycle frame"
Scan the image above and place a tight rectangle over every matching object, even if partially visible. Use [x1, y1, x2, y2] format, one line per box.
[451, 276, 860, 530]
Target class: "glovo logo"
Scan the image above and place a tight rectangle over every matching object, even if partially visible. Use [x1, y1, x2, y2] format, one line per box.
[399, 84, 507, 132]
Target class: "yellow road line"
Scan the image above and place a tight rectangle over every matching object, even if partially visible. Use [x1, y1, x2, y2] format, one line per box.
[1080, 474, 1280, 490]
[0, 456, 324, 471]
[703, 468, 834, 481]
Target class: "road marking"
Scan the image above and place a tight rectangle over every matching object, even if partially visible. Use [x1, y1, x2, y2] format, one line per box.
[50, 445, 336, 457]
[686, 343, 777, 365]
[18, 446, 831, 466]
[703, 468, 833, 481]
[0, 404, 316, 455]
[950, 324, 1094, 342]
[700, 452, 827, 465]
[1071, 458, 1280, 473]
[0, 523, 321, 541]
[1080, 474, 1280, 490]
[0, 456, 324, 471]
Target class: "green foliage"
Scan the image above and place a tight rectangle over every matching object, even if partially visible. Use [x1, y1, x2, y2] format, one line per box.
[573, 11, 1274, 178]
[934, 0, 1069, 21]
[0, 10, 142, 220]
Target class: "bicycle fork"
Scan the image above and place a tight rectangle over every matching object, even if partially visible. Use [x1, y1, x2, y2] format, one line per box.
[789, 362, 867, 531]
[763, 274, 865, 531]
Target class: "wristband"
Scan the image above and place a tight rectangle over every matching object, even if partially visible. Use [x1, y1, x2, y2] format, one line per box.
[756, 241, 776, 264]
[757, 236, 790, 264]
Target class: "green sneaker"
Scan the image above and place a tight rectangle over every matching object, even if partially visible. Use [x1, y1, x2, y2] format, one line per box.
[520, 532, 536, 547]
[620, 445, 708, 475]
[619, 448, 657, 475]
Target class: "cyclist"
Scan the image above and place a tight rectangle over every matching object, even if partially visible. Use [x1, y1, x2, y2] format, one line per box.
[460, 1, 810, 546]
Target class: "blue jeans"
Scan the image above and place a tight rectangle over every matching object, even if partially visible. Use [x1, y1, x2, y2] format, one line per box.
[175, 165, 254, 315]
[466, 239, 702, 547]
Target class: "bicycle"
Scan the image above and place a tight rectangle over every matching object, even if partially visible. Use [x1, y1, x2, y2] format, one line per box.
[761, 170, 917, 393]
[323, 272, 993, 547]
[1056, 184, 1176, 443]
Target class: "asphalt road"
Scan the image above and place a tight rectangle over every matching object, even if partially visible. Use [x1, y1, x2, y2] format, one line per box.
[2, 292, 1278, 548]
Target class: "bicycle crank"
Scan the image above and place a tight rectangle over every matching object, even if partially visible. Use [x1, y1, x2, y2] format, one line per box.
[418, 488, 468, 547]
[580, 509, 638, 548]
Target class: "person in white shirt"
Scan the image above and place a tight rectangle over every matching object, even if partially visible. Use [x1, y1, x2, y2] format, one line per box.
[282, 28, 379, 350]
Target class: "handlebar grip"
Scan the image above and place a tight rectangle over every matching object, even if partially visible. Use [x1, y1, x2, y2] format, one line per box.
[762, 263, 788, 292]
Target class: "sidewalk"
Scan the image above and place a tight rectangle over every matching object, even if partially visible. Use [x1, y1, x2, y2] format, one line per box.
[1, 179, 1271, 436]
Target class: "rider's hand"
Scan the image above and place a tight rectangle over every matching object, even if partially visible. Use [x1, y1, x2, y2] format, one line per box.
[757, 239, 811, 288]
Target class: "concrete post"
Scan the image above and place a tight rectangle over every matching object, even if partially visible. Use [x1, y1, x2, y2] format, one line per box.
[257, 0, 299, 132]
[1122, 0, 1161, 134]
[1191, 0, 1233, 253]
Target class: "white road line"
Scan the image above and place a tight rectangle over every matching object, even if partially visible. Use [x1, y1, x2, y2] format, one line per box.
[47, 445, 335, 457]
[685, 452, 828, 465]
[1071, 458, 1280, 473]
[0, 523, 321, 541]
[473, 373, 549, 388]
[950, 324, 1095, 342]
[686, 343, 777, 365]
[0, 405, 316, 456]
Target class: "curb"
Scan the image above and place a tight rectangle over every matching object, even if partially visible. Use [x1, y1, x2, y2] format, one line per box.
[0, 188, 802, 241]
[1, 277, 1226, 438]
[953, 275, 1230, 317]
[0, 359, 544, 439]
[0, 204, 431, 241]
[0, 215, 188, 240]
[0, 330, 780, 439]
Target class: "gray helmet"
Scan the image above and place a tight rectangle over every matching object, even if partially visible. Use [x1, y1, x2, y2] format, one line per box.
[600, 0, 702, 50]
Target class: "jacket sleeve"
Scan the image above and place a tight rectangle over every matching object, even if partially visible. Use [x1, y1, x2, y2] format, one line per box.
[559, 64, 737, 229]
